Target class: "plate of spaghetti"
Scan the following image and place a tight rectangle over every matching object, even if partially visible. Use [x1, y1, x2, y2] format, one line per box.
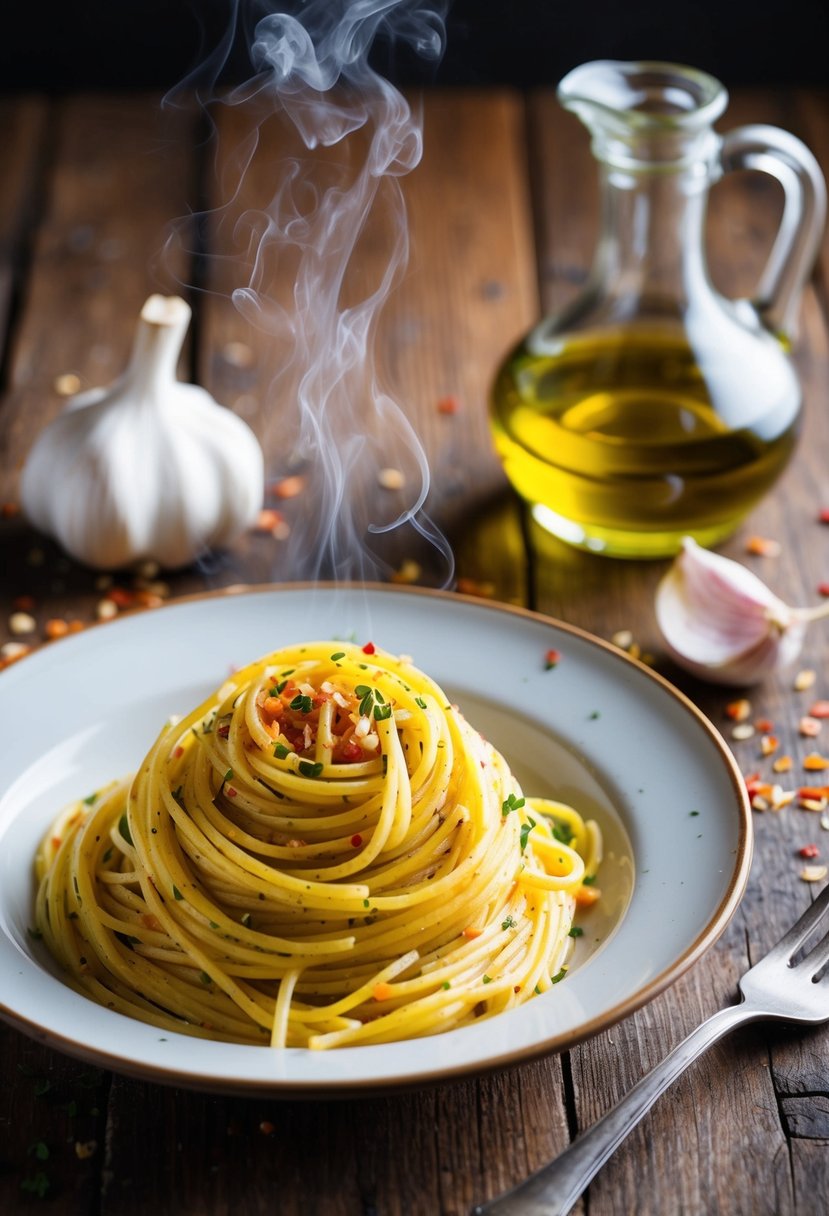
[0, 585, 750, 1094]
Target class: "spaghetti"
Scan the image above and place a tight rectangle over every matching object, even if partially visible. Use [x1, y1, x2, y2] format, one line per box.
[34, 641, 601, 1048]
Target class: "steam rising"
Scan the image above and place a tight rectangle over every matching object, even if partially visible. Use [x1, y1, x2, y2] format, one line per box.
[165, 0, 453, 583]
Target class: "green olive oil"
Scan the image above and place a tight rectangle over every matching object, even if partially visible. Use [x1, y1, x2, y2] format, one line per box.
[491, 330, 801, 557]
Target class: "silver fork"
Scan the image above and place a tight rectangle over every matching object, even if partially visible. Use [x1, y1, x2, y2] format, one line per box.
[472, 883, 829, 1216]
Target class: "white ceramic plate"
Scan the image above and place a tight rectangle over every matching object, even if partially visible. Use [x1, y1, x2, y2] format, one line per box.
[0, 585, 751, 1095]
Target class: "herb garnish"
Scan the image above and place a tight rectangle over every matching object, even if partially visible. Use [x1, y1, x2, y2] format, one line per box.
[502, 792, 525, 817]
[519, 817, 537, 851]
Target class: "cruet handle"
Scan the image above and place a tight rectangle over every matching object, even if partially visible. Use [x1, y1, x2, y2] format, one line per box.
[719, 124, 826, 338]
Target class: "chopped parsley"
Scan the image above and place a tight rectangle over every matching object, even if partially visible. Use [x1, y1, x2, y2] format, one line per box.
[118, 812, 133, 846]
[274, 742, 292, 759]
[289, 693, 313, 714]
[298, 760, 324, 778]
[582, 873, 597, 886]
[501, 915, 516, 930]
[330, 651, 346, 661]
[172, 885, 184, 901]
[551, 820, 574, 845]
[519, 817, 537, 851]
[502, 792, 525, 817]
[568, 925, 584, 938]
[415, 696, 427, 709]
[551, 967, 567, 984]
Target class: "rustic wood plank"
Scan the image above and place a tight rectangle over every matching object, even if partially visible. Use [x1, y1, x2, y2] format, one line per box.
[0, 97, 49, 366]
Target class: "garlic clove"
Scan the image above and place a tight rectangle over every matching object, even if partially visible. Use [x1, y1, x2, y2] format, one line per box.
[21, 296, 264, 570]
[655, 537, 806, 686]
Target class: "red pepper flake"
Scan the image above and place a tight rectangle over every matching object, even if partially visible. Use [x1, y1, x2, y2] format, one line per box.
[372, 982, 394, 1001]
[743, 773, 766, 800]
[462, 925, 483, 940]
[818, 583, 829, 598]
[798, 844, 820, 859]
[173, 746, 184, 758]
[350, 834, 363, 848]
[253, 508, 285, 534]
[726, 699, 752, 722]
[804, 753, 829, 772]
[745, 535, 781, 557]
[12, 595, 35, 612]
[800, 716, 822, 738]
[362, 641, 376, 655]
[259, 1121, 275, 1136]
[437, 394, 461, 415]
[226, 787, 237, 799]
[544, 649, 561, 671]
[760, 734, 778, 756]
[44, 618, 69, 639]
[1, 502, 20, 518]
[820, 509, 829, 524]
[271, 475, 306, 500]
[108, 587, 136, 609]
[809, 701, 829, 719]
[456, 577, 496, 598]
[754, 718, 774, 733]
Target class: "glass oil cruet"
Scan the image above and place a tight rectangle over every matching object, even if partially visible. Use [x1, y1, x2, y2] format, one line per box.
[491, 60, 827, 558]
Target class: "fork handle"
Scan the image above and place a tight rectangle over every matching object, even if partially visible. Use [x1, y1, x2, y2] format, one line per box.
[472, 1003, 761, 1216]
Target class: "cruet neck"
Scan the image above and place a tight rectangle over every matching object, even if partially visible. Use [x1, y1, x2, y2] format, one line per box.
[558, 60, 728, 171]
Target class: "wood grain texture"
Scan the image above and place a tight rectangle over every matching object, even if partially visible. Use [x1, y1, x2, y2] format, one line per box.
[1, 86, 829, 1216]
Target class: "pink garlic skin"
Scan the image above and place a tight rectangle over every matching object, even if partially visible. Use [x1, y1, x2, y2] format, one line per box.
[655, 538, 806, 686]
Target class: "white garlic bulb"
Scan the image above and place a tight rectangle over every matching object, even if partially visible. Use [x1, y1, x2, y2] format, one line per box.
[655, 537, 829, 686]
[21, 295, 264, 570]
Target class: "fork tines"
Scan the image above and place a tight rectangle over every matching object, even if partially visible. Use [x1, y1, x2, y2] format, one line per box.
[769, 882, 829, 965]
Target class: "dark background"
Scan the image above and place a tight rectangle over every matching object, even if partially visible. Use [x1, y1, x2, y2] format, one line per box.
[2, 0, 827, 93]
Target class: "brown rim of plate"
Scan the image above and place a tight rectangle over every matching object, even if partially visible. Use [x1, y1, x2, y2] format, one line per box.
[0, 581, 752, 1096]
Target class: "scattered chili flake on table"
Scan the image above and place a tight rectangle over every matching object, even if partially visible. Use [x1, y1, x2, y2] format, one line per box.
[745, 535, 781, 557]
[755, 717, 774, 733]
[437, 394, 461, 415]
[725, 698, 751, 722]
[803, 752, 829, 771]
[271, 475, 306, 499]
[390, 558, 422, 584]
[818, 582, 829, 598]
[759, 734, 778, 756]
[456, 577, 496, 598]
[809, 701, 829, 719]
[544, 649, 561, 670]
[819, 508, 829, 524]
[44, 618, 69, 640]
[378, 467, 405, 490]
[794, 669, 817, 692]
[800, 716, 822, 738]
[259, 1121, 275, 1136]
[798, 844, 820, 859]
[0, 501, 19, 518]
[254, 508, 284, 534]
[773, 755, 793, 773]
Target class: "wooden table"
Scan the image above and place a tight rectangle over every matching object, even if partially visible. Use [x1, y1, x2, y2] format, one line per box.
[1, 85, 828, 1214]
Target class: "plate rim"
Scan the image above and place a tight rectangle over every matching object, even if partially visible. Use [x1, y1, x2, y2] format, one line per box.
[0, 582, 752, 1095]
